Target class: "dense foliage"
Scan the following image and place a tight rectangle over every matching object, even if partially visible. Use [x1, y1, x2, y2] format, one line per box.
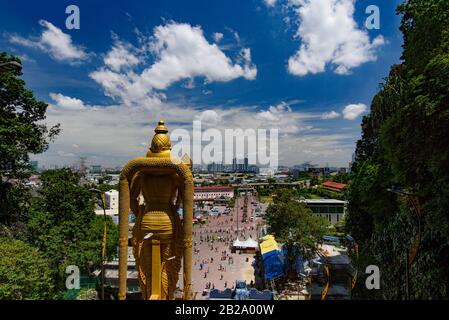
[27, 169, 118, 294]
[347, 0, 449, 299]
[0, 52, 59, 228]
[0, 238, 55, 299]
[0, 54, 118, 299]
[266, 189, 329, 262]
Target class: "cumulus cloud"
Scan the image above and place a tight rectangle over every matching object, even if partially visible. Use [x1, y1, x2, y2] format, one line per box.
[146, 22, 257, 85]
[287, 0, 384, 76]
[103, 39, 140, 71]
[196, 110, 221, 125]
[49, 93, 88, 110]
[27, 20, 354, 168]
[39, 93, 334, 165]
[9, 20, 90, 63]
[36, 93, 357, 168]
[213, 32, 224, 42]
[89, 21, 257, 106]
[342, 103, 367, 120]
[321, 110, 340, 119]
[257, 102, 292, 122]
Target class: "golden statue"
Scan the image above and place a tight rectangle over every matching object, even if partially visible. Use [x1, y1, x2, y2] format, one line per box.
[118, 120, 193, 300]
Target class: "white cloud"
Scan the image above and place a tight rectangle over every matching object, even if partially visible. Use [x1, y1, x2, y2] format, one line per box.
[9, 20, 89, 63]
[146, 22, 257, 86]
[36, 94, 356, 168]
[213, 32, 224, 42]
[9, 35, 36, 48]
[264, 0, 278, 7]
[287, 0, 384, 76]
[257, 102, 292, 122]
[196, 110, 221, 125]
[29, 21, 354, 168]
[103, 39, 140, 71]
[89, 22, 257, 106]
[321, 110, 340, 119]
[342, 103, 367, 120]
[49, 93, 88, 110]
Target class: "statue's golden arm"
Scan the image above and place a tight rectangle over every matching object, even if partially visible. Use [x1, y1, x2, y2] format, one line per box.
[129, 173, 141, 218]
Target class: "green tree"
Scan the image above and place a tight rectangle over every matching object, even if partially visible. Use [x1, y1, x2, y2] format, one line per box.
[27, 169, 118, 294]
[309, 175, 319, 187]
[347, 0, 449, 299]
[0, 52, 59, 232]
[0, 237, 55, 299]
[265, 189, 329, 263]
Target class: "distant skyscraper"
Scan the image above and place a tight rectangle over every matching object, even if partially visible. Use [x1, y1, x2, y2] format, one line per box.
[90, 165, 102, 174]
[244, 157, 249, 172]
[79, 157, 87, 176]
[232, 158, 237, 172]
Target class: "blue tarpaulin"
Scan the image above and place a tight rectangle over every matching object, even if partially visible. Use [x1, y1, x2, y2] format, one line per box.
[259, 235, 285, 281]
[262, 250, 285, 281]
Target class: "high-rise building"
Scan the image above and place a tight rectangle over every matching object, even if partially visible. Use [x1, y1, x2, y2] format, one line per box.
[90, 165, 102, 174]
[244, 157, 249, 172]
[207, 162, 224, 173]
[105, 190, 119, 210]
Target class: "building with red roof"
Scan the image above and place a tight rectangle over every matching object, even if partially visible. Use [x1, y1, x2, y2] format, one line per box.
[321, 181, 348, 192]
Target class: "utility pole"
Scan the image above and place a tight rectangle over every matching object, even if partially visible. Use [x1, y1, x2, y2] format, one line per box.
[90, 188, 107, 300]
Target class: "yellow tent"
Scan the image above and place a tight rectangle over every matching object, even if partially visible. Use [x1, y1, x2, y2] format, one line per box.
[259, 235, 280, 256]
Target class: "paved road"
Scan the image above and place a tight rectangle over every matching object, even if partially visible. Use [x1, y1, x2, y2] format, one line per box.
[190, 195, 263, 299]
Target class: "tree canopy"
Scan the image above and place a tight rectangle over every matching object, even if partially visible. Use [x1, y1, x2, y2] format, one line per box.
[266, 189, 329, 261]
[0, 237, 55, 299]
[347, 0, 449, 299]
[27, 169, 118, 293]
[0, 52, 60, 229]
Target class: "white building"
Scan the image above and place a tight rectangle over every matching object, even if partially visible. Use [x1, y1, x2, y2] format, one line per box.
[300, 199, 347, 225]
[105, 190, 119, 210]
[194, 186, 234, 201]
[95, 189, 119, 217]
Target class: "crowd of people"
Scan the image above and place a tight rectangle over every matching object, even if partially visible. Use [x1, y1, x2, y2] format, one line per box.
[190, 196, 261, 299]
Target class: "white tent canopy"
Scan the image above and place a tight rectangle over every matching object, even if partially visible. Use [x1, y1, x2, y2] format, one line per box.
[233, 238, 245, 248]
[233, 237, 258, 249]
[241, 238, 258, 249]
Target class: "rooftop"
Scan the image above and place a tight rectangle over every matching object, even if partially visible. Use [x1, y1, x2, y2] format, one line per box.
[194, 185, 234, 191]
[300, 199, 347, 204]
[321, 181, 348, 190]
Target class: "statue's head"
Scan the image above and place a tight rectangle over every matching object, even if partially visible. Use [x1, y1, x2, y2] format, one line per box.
[147, 120, 171, 158]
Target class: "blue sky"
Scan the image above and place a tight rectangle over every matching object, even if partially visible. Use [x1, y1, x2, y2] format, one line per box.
[0, 0, 404, 168]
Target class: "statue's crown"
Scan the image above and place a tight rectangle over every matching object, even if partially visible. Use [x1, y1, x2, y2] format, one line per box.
[147, 120, 171, 158]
